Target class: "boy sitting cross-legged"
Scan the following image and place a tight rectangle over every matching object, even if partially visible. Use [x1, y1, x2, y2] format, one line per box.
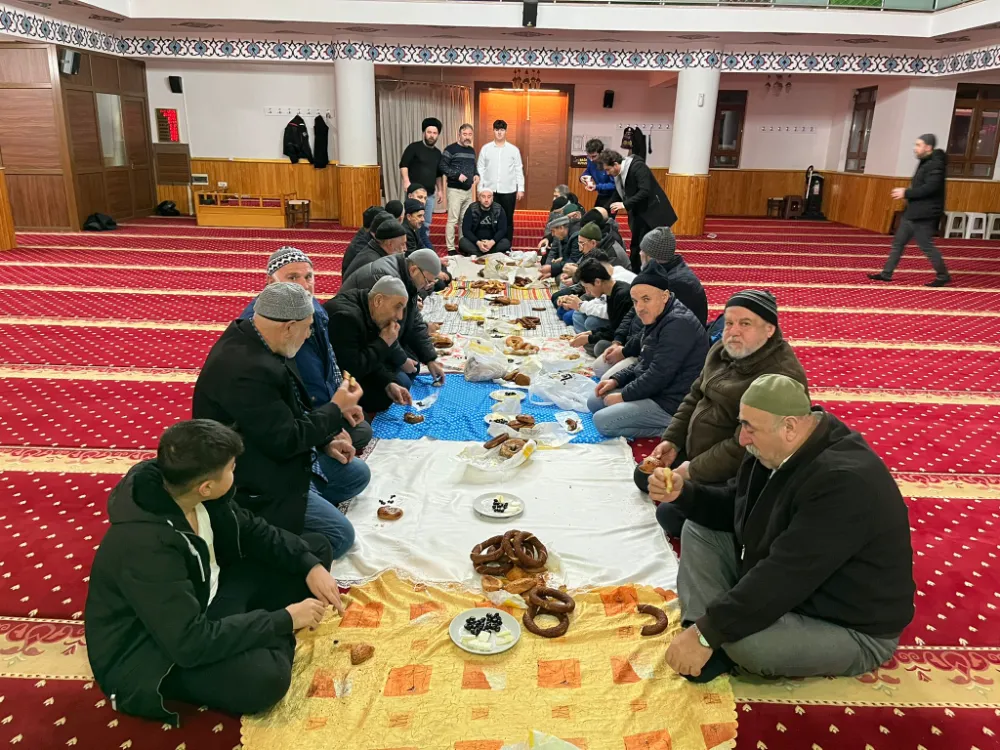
[85, 419, 344, 725]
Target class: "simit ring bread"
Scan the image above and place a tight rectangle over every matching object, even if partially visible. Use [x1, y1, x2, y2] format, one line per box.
[637, 603, 669, 636]
[528, 587, 575, 614]
[522, 603, 570, 638]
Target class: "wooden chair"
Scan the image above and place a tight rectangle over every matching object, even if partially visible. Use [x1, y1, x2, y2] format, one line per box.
[782, 195, 803, 220]
[286, 198, 311, 228]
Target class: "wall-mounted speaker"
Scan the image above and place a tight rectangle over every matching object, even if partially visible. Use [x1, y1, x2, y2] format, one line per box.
[168, 75, 183, 94]
[522, 0, 538, 27]
[603, 90, 615, 109]
[59, 49, 80, 75]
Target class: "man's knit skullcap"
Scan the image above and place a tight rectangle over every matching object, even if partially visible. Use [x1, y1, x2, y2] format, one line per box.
[369, 275, 409, 299]
[407, 248, 442, 276]
[266, 246, 312, 276]
[741, 374, 812, 417]
[375, 219, 407, 241]
[253, 281, 313, 322]
[639, 227, 677, 264]
[726, 289, 779, 327]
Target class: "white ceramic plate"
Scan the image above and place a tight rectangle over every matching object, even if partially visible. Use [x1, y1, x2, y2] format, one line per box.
[484, 413, 514, 426]
[449, 608, 522, 655]
[473, 491, 525, 519]
[490, 389, 526, 402]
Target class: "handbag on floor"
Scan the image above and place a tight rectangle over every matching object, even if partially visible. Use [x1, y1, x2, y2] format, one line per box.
[83, 213, 117, 231]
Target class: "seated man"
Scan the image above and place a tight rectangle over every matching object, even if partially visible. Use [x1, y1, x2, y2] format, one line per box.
[405, 183, 433, 249]
[537, 197, 583, 255]
[343, 204, 385, 275]
[343, 218, 407, 280]
[402, 198, 429, 252]
[193, 282, 369, 555]
[85, 419, 344, 724]
[539, 213, 580, 281]
[598, 227, 708, 380]
[565, 259, 633, 355]
[643, 290, 809, 536]
[384, 199, 405, 223]
[326, 276, 416, 413]
[239, 246, 371, 451]
[333, 249, 447, 389]
[587, 271, 707, 438]
[561, 221, 630, 280]
[650, 375, 914, 682]
[459, 188, 511, 256]
[552, 247, 625, 327]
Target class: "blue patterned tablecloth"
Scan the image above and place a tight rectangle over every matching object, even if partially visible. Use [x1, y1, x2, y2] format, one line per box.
[370, 374, 604, 443]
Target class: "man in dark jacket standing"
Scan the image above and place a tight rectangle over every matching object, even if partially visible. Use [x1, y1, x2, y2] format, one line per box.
[459, 188, 510, 256]
[649, 375, 914, 681]
[326, 277, 416, 413]
[869, 134, 951, 287]
[600, 149, 677, 273]
[334, 250, 447, 388]
[239, 247, 371, 451]
[441, 123, 479, 255]
[587, 271, 708, 438]
[193, 283, 369, 554]
[400, 118, 444, 239]
[343, 218, 408, 280]
[86, 420, 343, 725]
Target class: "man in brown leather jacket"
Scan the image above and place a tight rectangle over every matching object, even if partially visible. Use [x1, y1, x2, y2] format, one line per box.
[639, 290, 808, 536]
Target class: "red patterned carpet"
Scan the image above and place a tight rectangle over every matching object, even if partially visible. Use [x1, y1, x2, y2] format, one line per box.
[1, 213, 998, 749]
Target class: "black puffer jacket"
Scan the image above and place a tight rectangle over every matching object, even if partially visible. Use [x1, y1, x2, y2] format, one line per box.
[903, 149, 946, 222]
[282, 115, 313, 164]
[85, 461, 321, 725]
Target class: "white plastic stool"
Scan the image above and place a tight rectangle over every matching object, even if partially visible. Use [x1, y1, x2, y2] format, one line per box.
[986, 213, 1000, 240]
[943, 212, 967, 239]
[964, 212, 987, 239]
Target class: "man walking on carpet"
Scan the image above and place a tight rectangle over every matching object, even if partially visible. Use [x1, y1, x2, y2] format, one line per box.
[440, 123, 479, 255]
[649, 374, 915, 682]
[399, 118, 444, 241]
[477, 119, 524, 244]
[86, 419, 344, 724]
[869, 133, 952, 287]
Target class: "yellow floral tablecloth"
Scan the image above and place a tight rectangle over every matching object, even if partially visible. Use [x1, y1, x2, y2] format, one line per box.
[242, 571, 737, 750]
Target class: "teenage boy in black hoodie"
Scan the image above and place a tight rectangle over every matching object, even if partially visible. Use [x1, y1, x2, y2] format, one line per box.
[85, 420, 343, 725]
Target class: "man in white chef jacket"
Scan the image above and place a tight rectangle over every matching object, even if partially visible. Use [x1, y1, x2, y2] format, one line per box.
[477, 119, 525, 245]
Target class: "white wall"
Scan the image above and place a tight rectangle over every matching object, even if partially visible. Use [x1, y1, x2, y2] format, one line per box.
[866, 79, 957, 176]
[145, 61, 337, 159]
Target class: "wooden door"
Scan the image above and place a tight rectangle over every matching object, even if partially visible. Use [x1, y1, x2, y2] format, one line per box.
[477, 88, 570, 210]
[123, 97, 154, 214]
[522, 91, 569, 210]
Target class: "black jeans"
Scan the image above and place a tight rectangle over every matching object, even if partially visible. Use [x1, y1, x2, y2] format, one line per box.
[494, 192, 518, 244]
[882, 217, 950, 280]
[628, 215, 652, 273]
[458, 237, 511, 256]
[161, 533, 333, 716]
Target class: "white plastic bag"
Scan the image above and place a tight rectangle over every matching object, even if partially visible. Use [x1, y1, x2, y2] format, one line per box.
[528, 371, 597, 412]
[464, 338, 509, 382]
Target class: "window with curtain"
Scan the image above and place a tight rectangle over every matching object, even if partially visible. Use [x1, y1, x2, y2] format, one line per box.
[946, 83, 1000, 179]
[845, 86, 877, 174]
[711, 90, 747, 169]
[375, 80, 473, 205]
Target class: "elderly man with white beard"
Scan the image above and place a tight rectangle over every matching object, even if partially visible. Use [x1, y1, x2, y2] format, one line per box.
[637, 290, 809, 537]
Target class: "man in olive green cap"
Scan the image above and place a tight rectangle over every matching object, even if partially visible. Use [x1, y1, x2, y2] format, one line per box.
[648, 374, 915, 683]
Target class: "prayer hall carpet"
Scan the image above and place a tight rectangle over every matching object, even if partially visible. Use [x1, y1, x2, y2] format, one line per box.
[0, 213, 997, 749]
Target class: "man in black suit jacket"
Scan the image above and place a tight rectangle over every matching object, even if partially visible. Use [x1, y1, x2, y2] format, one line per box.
[599, 149, 677, 273]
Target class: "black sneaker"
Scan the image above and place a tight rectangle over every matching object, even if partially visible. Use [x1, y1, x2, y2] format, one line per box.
[926, 276, 951, 288]
[867, 273, 892, 282]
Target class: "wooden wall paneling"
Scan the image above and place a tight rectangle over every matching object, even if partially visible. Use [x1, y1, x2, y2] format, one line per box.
[821, 172, 907, 234]
[131, 168, 154, 214]
[0, 88, 63, 169]
[47, 43, 80, 229]
[0, 169, 16, 250]
[706, 169, 807, 216]
[75, 171, 107, 226]
[945, 179, 1000, 213]
[156, 184, 192, 213]
[65, 89, 102, 169]
[336, 165, 381, 228]
[6, 173, 70, 228]
[122, 96, 155, 216]
[153, 143, 191, 184]
[664, 173, 709, 236]
[89, 54, 119, 92]
[118, 59, 145, 95]
[0, 46, 51, 84]
[188, 159, 340, 219]
[104, 170, 133, 216]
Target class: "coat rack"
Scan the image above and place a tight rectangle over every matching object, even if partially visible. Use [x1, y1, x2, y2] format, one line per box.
[616, 123, 670, 130]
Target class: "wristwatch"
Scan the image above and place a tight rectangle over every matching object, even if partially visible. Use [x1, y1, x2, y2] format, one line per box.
[691, 624, 711, 649]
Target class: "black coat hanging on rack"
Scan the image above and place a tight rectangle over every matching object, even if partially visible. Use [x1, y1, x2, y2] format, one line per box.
[313, 115, 330, 169]
[283, 115, 313, 164]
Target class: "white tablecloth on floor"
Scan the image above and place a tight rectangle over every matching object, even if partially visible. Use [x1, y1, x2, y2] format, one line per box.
[332, 437, 678, 593]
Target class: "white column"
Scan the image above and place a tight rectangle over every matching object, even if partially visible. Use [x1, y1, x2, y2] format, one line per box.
[669, 67, 721, 175]
[334, 57, 377, 166]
